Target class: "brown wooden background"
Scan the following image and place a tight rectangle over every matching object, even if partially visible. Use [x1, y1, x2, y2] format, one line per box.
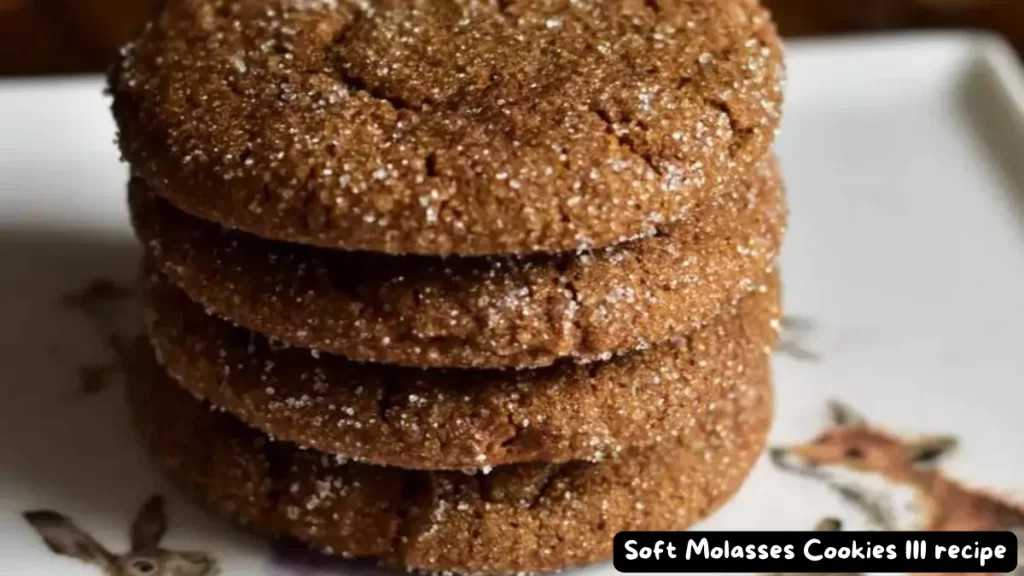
[0, 0, 1022, 75]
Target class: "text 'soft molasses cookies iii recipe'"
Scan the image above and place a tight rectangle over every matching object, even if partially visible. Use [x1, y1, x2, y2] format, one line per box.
[108, 0, 787, 572]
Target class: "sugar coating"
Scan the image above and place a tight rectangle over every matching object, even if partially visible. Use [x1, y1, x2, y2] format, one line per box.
[141, 266, 780, 470]
[109, 0, 784, 256]
[128, 336, 773, 573]
[130, 158, 785, 369]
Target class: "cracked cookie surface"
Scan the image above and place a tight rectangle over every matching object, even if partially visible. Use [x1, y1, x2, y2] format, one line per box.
[142, 266, 779, 469]
[129, 335, 772, 573]
[132, 159, 784, 369]
[111, 0, 783, 256]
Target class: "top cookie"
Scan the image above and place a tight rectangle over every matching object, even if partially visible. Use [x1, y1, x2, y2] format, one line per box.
[110, 0, 784, 256]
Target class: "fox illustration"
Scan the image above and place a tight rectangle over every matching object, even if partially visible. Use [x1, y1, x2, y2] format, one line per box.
[771, 401, 1024, 574]
[24, 494, 219, 576]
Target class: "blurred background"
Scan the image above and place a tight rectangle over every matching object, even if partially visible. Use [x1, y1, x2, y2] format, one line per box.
[0, 0, 1022, 76]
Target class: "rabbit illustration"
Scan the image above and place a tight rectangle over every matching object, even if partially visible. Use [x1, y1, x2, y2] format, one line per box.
[23, 494, 219, 576]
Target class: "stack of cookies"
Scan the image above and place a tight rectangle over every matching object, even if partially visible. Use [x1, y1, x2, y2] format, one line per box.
[109, 0, 786, 572]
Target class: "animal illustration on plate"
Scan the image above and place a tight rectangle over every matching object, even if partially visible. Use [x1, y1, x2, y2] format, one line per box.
[23, 494, 219, 576]
[771, 400, 1024, 574]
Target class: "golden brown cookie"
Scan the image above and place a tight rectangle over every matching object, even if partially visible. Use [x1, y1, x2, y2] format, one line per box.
[142, 266, 779, 470]
[131, 159, 785, 369]
[110, 0, 783, 256]
[129, 337, 773, 573]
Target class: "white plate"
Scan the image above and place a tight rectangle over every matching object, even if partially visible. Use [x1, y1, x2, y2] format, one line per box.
[1, 32, 1023, 575]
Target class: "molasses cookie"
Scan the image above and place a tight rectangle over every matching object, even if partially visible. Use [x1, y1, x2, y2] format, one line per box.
[142, 267, 779, 470]
[129, 337, 773, 573]
[132, 159, 785, 369]
[110, 0, 783, 256]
